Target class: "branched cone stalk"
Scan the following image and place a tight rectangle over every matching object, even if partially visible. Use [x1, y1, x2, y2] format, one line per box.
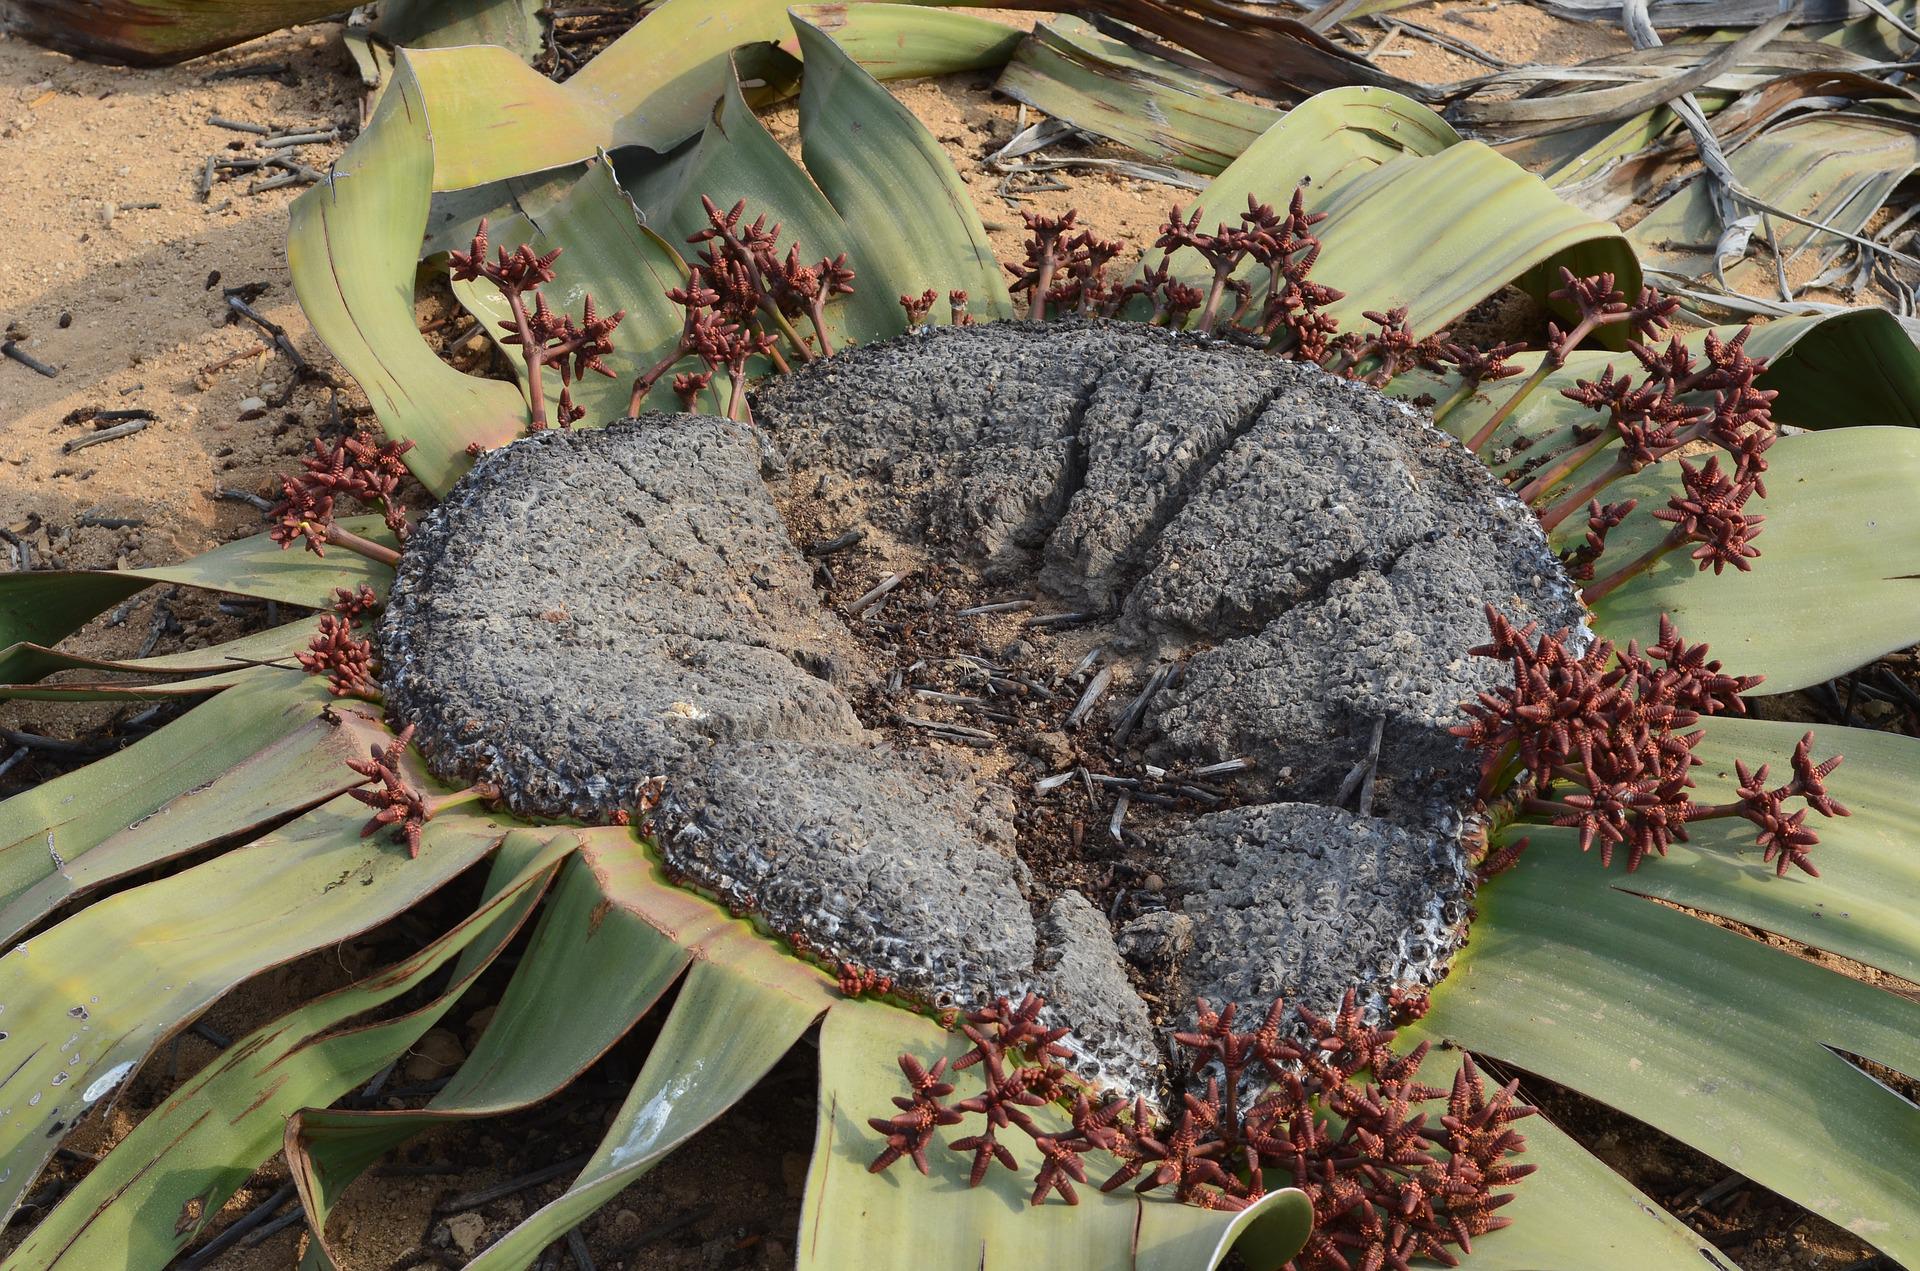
[1462, 269, 1679, 454]
[342, 723, 497, 859]
[626, 197, 853, 419]
[267, 431, 416, 567]
[998, 190, 1347, 358]
[296, 585, 382, 698]
[864, 989, 1536, 1270]
[449, 219, 625, 432]
[1455, 607, 1846, 876]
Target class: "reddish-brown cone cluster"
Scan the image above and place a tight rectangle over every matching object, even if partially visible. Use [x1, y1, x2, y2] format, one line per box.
[345, 723, 431, 857]
[267, 432, 415, 566]
[1651, 455, 1765, 576]
[450, 220, 625, 431]
[1559, 499, 1638, 583]
[898, 288, 938, 324]
[1000, 192, 1348, 349]
[1330, 305, 1451, 388]
[1456, 608, 1847, 875]
[626, 196, 853, 420]
[837, 962, 895, 1000]
[866, 990, 1535, 1268]
[296, 584, 382, 698]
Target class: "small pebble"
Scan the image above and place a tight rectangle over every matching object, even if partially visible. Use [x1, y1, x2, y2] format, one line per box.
[401, 1027, 466, 1081]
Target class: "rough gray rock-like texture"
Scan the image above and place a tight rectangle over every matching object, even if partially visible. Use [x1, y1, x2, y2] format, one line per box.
[1148, 513, 1570, 821]
[385, 321, 1582, 1094]
[1032, 891, 1162, 1081]
[757, 322, 1127, 579]
[1163, 803, 1470, 1026]
[380, 418, 865, 822]
[1038, 340, 1303, 609]
[1122, 408, 1441, 641]
[1111, 353, 1577, 822]
[662, 739, 1036, 1004]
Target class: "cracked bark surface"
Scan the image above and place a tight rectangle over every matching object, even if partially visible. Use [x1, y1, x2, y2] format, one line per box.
[380, 321, 1582, 1093]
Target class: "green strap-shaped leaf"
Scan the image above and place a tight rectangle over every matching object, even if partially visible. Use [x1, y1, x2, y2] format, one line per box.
[375, 0, 546, 62]
[1, 0, 345, 63]
[289, 56, 531, 494]
[1146, 87, 1635, 338]
[0, 674, 330, 912]
[787, 3, 1024, 79]
[410, 829, 834, 1264]
[1426, 1055, 1726, 1269]
[292, 3, 1020, 490]
[5, 830, 572, 1270]
[1590, 428, 1920, 693]
[0, 616, 318, 689]
[0, 797, 507, 1220]
[287, 849, 693, 1267]
[632, 65, 890, 340]
[1161, 86, 1460, 240]
[462, 955, 829, 1268]
[794, 13, 1014, 322]
[0, 516, 393, 658]
[1412, 844, 1920, 1265]
[1592, 716, 1920, 984]
[1306, 140, 1640, 338]
[1741, 307, 1920, 428]
[994, 16, 1281, 174]
[0, 663, 281, 703]
[799, 997, 1313, 1270]
[0, 575, 142, 677]
[0, 696, 384, 946]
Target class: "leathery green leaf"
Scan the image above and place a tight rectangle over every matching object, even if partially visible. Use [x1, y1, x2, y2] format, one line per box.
[0, 616, 319, 690]
[994, 16, 1280, 174]
[0, 663, 281, 703]
[357, 0, 1012, 200]
[1415, 1049, 1722, 1270]
[1617, 717, 1920, 984]
[1167, 86, 1460, 236]
[7, 831, 572, 1270]
[800, 997, 1312, 1271]
[375, 0, 545, 63]
[1306, 140, 1639, 339]
[462, 956, 830, 1267]
[1416, 310, 1920, 465]
[1739, 307, 1920, 428]
[1, 0, 344, 64]
[1413, 844, 1920, 1264]
[1589, 428, 1920, 694]
[0, 673, 331, 914]
[622, 66, 887, 343]
[0, 574, 142, 675]
[795, 14, 1013, 323]
[1151, 88, 1636, 339]
[0, 794, 509, 1221]
[429, 829, 833, 1265]
[0, 695, 384, 946]
[289, 55, 530, 494]
[786, 4, 1025, 79]
[288, 848, 691, 1268]
[0, 515, 393, 659]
